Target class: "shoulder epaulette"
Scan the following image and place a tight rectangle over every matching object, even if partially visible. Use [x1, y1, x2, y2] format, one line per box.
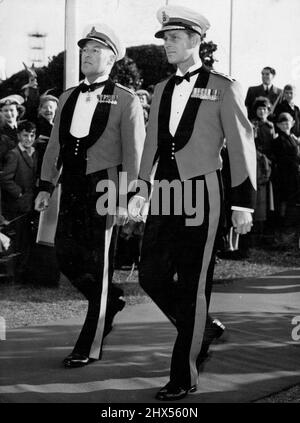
[115, 83, 135, 96]
[210, 70, 235, 82]
[64, 85, 78, 93]
[162, 74, 173, 83]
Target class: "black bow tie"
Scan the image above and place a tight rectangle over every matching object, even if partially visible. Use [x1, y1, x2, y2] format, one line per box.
[80, 81, 106, 93]
[174, 68, 202, 85]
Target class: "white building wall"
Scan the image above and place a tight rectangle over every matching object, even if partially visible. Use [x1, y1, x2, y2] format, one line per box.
[0, 0, 299, 102]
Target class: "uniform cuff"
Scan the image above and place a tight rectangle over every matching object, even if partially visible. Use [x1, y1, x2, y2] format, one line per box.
[39, 180, 55, 195]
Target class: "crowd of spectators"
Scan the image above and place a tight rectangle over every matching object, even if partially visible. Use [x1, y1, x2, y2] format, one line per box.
[0, 64, 299, 284]
[220, 67, 300, 259]
[0, 69, 60, 285]
[246, 68, 300, 251]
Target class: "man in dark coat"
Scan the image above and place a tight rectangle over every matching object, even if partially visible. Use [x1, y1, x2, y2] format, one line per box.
[245, 67, 282, 120]
[0, 112, 16, 170]
[0, 120, 38, 281]
[273, 113, 300, 210]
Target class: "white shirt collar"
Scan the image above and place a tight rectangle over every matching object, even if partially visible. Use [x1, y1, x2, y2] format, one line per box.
[263, 84, 272, 91]
[18, 142, 35, 156]
[83, 74, 109, 85]
[7, 122, 17, 130]
[176, 59, 203, 76]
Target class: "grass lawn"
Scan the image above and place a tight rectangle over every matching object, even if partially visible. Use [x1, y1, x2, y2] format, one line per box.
[1, 245, 300, 402]
[1, 246, 300, 329]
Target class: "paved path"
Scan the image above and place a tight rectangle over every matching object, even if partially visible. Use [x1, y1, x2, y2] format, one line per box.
[1, 270, 300, 403]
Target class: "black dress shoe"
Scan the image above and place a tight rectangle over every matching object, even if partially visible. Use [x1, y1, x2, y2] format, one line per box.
[63, 353, 95, 368]
[103, 297, 126, 337]
[210, 319, 226, 339]
[155, 381, 193, 401]
[203, 318, 225, 347]
[197, 319, 226, 368]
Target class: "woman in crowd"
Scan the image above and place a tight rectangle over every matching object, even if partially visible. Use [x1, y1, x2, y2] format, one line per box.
[272, 112, 300, 247]
[0, 95, 25, 144]
[251, 97, 276, 237]
[35, 94, 58, 179]
[28, 94, 60, 287]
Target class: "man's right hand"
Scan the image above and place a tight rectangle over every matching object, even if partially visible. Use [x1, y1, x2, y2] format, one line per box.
[128, 195, 147, 222]
[35, 191, 51, 212]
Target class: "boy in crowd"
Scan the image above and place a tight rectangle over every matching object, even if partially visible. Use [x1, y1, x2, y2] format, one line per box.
[273, 85, 300, 138]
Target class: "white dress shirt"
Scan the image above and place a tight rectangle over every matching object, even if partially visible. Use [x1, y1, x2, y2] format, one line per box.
[169, 60, 202, 136]
[70, 75, 109, 138]
[263, 84, 272, 93]
[7, 122, 17, 130]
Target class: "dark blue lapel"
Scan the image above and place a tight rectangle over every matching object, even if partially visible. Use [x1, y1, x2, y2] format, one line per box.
[174, 65, 210, 149]
[86, 79, 115, 148]
[157, 65, 211, 152]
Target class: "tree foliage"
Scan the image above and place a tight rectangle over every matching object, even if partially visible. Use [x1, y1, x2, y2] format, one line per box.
[127, 44, 175, 89]
[0, 52, 65, 99]
[111, 56, 143, 90]
[126, 36, 218, 89]
[0, 38, 217, 97]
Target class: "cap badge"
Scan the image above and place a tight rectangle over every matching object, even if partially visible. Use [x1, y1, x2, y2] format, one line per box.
[162, 11, 169, 24]
[88, 26, 97, 37]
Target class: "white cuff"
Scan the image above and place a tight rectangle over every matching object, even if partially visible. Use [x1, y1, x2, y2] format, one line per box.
[231, 206, 254, 213]
[130, 195, 146, 202]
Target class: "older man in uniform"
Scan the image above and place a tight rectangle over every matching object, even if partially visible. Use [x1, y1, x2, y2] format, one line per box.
[129, 5, 256, 400]
[35, 23, 145, 368]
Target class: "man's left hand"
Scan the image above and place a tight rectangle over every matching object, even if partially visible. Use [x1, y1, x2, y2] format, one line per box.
[115, 206, 129, 226]
[231, 210, 253, 235]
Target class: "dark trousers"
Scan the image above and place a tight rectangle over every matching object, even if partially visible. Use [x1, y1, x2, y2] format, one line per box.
[55, 169, 121, 359]
[139, 170, 222, 389]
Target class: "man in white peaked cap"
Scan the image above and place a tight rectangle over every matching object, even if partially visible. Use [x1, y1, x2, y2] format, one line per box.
[128, 5, 256, 400]
[35, 22, 145, 368]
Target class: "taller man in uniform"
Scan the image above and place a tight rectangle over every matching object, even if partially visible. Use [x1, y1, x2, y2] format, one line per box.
[35, 23, 145, 368]
[129, 5, 256, 400]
